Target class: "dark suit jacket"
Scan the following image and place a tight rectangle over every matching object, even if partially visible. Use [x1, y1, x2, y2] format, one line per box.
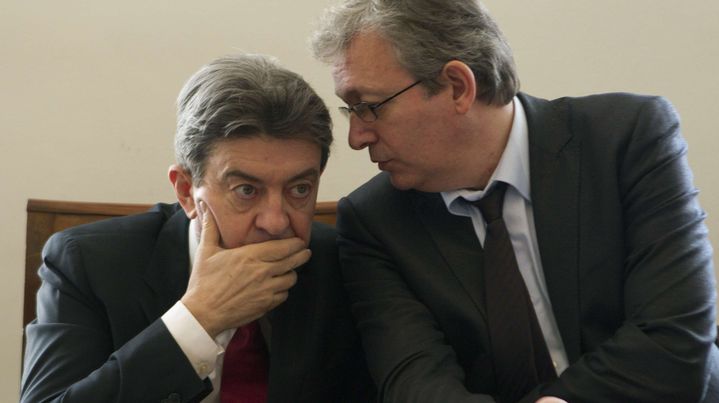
[337, 93, 718, 402]
[21, 203, 374, 403]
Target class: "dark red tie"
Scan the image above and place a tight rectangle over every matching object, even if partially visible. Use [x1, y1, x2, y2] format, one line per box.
[220, 321, 269, 403]
[474, 182, 557, 403]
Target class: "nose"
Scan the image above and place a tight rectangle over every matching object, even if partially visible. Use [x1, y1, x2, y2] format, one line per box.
[347, 115, 378, 150]
[255, 194, 291, 238]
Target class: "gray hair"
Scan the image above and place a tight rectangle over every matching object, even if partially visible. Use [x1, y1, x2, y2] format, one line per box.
[311, 0, 519, 105]
[175, 54, 332, 184]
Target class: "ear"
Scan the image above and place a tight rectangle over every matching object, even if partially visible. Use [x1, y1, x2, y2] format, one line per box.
[168, 164, 198, 219]
[441, 60, 477, 114]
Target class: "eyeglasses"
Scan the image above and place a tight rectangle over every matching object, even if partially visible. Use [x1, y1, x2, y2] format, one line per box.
[339, 80, 422, 122]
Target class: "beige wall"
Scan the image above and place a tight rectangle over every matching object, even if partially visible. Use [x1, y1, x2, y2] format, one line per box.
[2, 1, 717, 399]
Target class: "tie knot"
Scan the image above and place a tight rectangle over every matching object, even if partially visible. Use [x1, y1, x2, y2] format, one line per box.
[474, 182, 507, 223]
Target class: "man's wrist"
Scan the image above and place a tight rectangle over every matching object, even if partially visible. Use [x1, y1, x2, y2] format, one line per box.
[181, 295, 222, 338]
[162, 300, 221, 378]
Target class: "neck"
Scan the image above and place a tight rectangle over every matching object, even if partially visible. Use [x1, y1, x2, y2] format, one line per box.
[459, 99, 515, 190]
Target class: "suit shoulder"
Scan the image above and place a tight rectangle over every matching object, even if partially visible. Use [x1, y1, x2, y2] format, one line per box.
[337, 173, 440, 242]
[521, 92, 681, 154]
[565, 93, 681, 150]
[343, 172, 411, 212]
[49, 203, 180, 240]
[43, 203, 184, 271]
[549, 92, 675, 120]
[522, 91, 674, 115]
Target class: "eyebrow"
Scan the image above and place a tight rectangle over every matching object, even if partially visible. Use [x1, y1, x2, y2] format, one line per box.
[222, 167, 320, 184]
[336, 88, 359, 103]
[286, 168, 320, 183]
[336, 83, 386, 103]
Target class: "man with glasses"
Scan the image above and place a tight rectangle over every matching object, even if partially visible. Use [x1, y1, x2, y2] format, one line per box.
[338, 80, 422, 122]
[312, 0, 719, 402]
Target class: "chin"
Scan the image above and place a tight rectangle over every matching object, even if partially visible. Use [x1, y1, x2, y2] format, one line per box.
[391, 174, 451, 193]
[388, 173, 422, 191]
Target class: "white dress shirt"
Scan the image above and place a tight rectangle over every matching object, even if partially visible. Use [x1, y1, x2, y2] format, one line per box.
[161, 218, 237, 403]
[441, 97, 569, 374]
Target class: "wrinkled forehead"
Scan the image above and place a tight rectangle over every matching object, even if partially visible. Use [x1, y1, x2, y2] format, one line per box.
[202, 136, 323, 184]
[332, 31, 411, 100]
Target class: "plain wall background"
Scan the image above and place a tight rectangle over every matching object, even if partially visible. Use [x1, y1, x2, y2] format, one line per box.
[2, 1, 717, 399]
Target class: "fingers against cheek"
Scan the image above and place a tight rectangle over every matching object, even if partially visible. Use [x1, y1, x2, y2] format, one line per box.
[198, 200, 211, 227]
[197, 200, 224, 249]
[197, 199, 204, 221]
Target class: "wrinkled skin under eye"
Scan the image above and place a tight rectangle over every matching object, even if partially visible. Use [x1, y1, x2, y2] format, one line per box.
[233, 184, 257, 199]
[289, 183, 312, 199]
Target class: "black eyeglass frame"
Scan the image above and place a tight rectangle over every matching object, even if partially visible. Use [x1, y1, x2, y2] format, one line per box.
[339, 80, 423, 122]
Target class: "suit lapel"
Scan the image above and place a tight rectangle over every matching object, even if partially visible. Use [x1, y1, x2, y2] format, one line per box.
[520, 93, 581, 363]
[139, 207, 192, 322]
[412, 192, 488, 321]
[265, 261, 313, 402]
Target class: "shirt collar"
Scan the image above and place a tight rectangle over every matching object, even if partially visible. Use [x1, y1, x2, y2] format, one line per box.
[441, 96, 531, 208]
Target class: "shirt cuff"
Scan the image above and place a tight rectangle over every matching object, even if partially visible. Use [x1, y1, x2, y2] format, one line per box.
[162, 300, 222, 379]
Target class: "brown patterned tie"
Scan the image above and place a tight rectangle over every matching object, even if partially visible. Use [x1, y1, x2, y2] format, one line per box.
[474, 182, 557, 403]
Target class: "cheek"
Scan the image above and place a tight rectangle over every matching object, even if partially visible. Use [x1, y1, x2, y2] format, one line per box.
[400, 124, 443, 162]
[195, 195, 252, 249]
[381, 120, 421, 151]
[215, 215, 254, 249]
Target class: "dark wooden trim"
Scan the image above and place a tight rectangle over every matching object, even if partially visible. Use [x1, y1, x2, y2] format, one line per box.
[26, 199, 338, 219]
[314, 201, 338, 217]
[27, 199, 153, 216]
